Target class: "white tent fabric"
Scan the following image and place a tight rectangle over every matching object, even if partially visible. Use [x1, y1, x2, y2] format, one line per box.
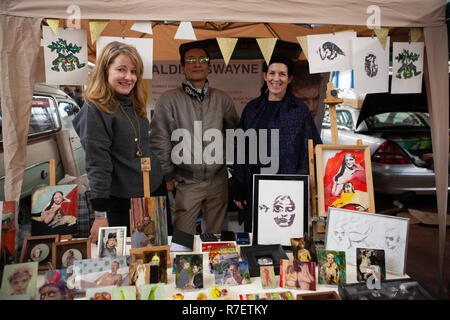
[0, 0, 448, 296]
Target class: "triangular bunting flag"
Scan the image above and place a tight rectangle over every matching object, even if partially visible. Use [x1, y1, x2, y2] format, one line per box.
[89, 20, 109, 44]
[216, 37, 238, 66]
[410, 27, 423, 43]
[256, 38, 277, 66]
[374, 27, 389, 50]
[296, 36, 308, 60]
[174, 22, 196, 40]
[131, 21, 153, 35]
[46, 18, 60, 36]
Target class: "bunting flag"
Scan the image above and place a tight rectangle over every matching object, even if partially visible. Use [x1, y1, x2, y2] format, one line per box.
[410, 27, 423, 43]
[131, 21, 153, 35]
[374, 27, 389, 50]
[216, 37, 238, 66]
[296, 36, 308, 60]
[89, 20, 109, 44]
[45, 18, 60, 36]
[256, 38, 277, 66]
[174, 22, 196, 40]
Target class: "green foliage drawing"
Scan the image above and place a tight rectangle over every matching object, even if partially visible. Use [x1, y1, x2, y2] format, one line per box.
[47, 38, 86, 72]
[395, 49, 422, 79]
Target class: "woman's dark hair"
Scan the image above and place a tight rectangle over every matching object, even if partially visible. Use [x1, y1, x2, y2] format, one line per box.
[45, 191, 64, 211]
[179, 44, 211, 66]
[334, 153, 355, 182]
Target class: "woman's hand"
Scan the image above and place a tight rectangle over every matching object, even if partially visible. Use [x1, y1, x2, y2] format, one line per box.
[233, 200, 247, 210]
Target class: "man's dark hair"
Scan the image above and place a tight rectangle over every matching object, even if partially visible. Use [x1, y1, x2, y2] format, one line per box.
[179, 44, 210, 66]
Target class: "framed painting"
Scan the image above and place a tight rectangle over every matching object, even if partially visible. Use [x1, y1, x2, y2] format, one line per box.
[30, 184, 79, 236]
[175, 254, 204, 290]
[325, 207, 409, 275]
[20, 234, 60, 271]
[97, 226, 127, 259]
[52, 239, 91, 270]
[129, 245, 171, 268]
[317, 249, 346, 286]
[0, 261, 38, 300]
[252, 174, 309, 248]
[240, 244, 288, 277]
[130, 197, 169, 248]
[315, 144, 375, 217]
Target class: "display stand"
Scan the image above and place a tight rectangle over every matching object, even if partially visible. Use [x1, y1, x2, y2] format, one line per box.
[49, 159, 72, 242]
[309, 82, 365, 242]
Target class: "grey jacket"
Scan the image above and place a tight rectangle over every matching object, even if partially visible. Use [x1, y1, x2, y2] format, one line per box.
[149, 86, 239, 181]
[72, 95, 164, 209]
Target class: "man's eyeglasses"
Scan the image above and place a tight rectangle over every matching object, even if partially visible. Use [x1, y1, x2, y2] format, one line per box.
[185, 56, 210, 64]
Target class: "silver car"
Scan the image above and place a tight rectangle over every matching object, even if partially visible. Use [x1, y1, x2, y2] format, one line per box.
[320, 94, 449, 196]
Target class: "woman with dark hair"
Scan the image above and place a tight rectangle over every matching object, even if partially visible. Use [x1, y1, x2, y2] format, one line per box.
[232, 55, 322, 231]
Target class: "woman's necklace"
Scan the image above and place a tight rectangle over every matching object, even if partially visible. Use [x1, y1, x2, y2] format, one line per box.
[119, 104, 143, 157]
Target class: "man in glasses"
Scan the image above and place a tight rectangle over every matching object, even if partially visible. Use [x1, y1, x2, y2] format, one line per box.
[150, 44, 239, 235]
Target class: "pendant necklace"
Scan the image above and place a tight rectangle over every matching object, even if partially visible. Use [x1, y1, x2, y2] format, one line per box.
[119, 105, 143, 157]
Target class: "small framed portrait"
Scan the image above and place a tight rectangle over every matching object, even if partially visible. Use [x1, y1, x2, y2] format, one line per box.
[291, 236, 317, 263]
[317, 249, 346, 286]
[240, 244, 288, 277]
[175, 254, 204, 290]
[252, 174, 309, 248]
[0, 262, 39, 300]
[213, 261, 251, 286]
[53, 239, 91, 270]
[20, 235, 60, 271]
[315, 144, 375, 217]
[98, 226, 127, 258]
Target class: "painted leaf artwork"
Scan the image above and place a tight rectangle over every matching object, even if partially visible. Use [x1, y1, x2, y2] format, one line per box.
[42, 26, 88, 85]
[307, 32, 356, 74]
[352, 37, 390, 94]
[391, 42, 424, 94]
[323, 150, 369, 214]
[47, 38, 86, 72]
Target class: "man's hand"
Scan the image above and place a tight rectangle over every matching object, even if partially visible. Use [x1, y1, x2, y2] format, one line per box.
[166, 180, 175, 192]
[89, 218, 108, 244]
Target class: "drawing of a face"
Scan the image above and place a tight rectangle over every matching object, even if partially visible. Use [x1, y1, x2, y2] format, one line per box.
[332, 222, 347, 246]
[272, 195, 296, 227]
[344, 153, 355, 169]
[385, 228, 400, 250]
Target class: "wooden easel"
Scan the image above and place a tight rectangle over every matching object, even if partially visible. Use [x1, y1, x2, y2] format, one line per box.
[129, 157, 152, 253]
[49, 159, 72, 241]
[308, 82, 344, 242]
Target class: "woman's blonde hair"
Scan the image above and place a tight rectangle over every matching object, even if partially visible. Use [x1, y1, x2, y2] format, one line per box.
[84, 41, 147, 118]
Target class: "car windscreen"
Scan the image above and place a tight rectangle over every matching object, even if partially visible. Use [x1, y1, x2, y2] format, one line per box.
[364, 111, 430, 130]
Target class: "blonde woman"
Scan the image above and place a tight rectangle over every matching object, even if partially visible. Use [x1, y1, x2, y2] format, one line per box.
[73, 41, 167, 243]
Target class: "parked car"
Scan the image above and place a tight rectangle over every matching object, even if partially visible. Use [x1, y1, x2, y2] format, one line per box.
[320, 90, 450, 196]
[0, 83, 86, 201]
